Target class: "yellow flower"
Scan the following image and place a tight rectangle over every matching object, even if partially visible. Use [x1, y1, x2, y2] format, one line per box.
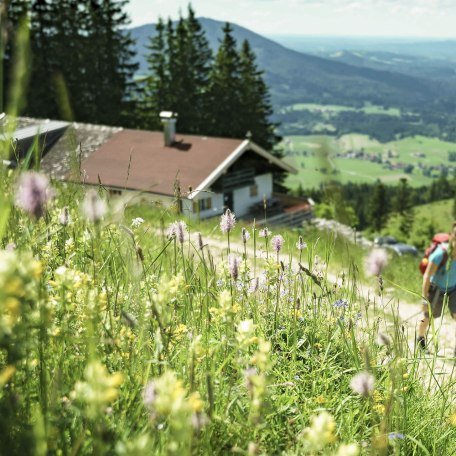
[374, 404, 385, 415]
[448, 412, 456, 427]
[188, 392, 204, 413]
[314, 395, 326, 405]
[402, 373, 409, 380]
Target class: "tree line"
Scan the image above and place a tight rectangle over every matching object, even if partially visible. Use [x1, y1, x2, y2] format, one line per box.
[2, 2, 279, 152]
[301, 175, 456, 236]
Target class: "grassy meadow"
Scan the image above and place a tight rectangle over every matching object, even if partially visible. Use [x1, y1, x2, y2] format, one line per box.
[283, 134, 456, 190]
[1, 162, 455, 455]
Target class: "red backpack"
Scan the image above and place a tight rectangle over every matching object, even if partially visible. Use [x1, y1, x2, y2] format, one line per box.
[419, 233, 450, 274]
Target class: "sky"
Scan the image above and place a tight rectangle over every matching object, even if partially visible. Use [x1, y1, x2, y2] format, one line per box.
[127, 0, 456, 37]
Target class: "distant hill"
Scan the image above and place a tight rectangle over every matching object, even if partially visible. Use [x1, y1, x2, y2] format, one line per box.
[129, 18, 436, 110]
[268, 35, 456, 61]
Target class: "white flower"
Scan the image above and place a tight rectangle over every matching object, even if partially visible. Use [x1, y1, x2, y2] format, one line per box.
[131, 217, 144, 228]
[350, 372, 375, 396]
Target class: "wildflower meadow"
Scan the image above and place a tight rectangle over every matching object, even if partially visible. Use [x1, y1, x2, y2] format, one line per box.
[0, 167, 455, 455]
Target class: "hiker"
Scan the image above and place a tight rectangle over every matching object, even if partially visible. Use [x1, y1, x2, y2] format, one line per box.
[418, 222, 456, 351]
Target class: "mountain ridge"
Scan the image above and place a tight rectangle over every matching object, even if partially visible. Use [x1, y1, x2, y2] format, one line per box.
[128, 17, 436, 110]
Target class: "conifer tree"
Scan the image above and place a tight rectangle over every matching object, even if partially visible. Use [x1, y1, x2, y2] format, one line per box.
[239, 39, 279, 151]
[207, 23, 243, 137]
[393, 178, 412, 215]
[367, 179, 389, 232]
[83, 0, 138, 126]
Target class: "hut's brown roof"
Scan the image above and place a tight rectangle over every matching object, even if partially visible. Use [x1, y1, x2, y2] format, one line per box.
[80, 129, 246, 197]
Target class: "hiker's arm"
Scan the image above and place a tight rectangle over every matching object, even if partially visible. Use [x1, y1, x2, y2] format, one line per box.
[422, 262, 438, 300]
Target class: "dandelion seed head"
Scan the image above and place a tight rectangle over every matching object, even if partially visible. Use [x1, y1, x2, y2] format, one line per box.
[365, 248, 388, 276]
[82, 189, 106, 222]
[271, 235, 284, 252]
[220, 209, 236, 233]
[350, 372, 375, 397]
[15, 171, 55, 219]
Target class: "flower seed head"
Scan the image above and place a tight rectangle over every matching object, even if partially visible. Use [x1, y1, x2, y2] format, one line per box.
[15, 171, 55, 219]
[59, 206, 70, 226]
[271, 234, 284, 252]
[296, 236, 307, 251]
[82, 189, 106, 222]
[220, 209, 236, 234]
[350, 372, 375, 397]
[228, 254, 240, 281]
[365, 248, 388, 276]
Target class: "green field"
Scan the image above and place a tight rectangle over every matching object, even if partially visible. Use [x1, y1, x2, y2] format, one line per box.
[281, 102, 402, 117]
[283, 134, 456, 189]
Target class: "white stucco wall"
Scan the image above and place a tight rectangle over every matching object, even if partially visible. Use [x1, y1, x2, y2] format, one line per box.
[189, 191, 224, 219]
[233, 173, 272, 217]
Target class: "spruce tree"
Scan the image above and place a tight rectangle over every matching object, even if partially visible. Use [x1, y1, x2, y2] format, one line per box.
[84, 0, 138, 126]
[367, 179, 389, 232]
[140, 18, 168, 130]
[185, 4, 212, 133]
[207, 23, 243, 137]
[393, 178, 412, 215]
[239, 39, 279, 150]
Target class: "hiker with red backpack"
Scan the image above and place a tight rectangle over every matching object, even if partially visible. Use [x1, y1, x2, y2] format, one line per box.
[418, 224, 456, 351]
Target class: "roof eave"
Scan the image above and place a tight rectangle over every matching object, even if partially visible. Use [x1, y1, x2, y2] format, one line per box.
[189, 140, 297, 200]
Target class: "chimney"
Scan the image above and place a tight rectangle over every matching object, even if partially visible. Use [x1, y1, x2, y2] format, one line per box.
[160, 111, 177, 147]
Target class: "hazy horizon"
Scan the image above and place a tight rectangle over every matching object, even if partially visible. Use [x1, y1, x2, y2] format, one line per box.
[128, 1, 456, 38]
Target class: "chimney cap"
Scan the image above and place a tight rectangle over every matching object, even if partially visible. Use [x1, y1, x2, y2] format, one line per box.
[159, 111, 177, 120]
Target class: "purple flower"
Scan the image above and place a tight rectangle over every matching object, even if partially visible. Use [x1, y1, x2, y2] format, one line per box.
[15, 171, 55, 219]
[366, 248, 388, 276]
[350, 372, 375, 397]
[220, 209, 236, 234]
[296, 236, 307, 251]
[259, 227, 271, 238]
[388, 432, 405, 440]
[271, 235, 284, 252]
[143, 381, 157, 416]
[333, 299, 348, 308]
[228, 254, 240, 281]
[82, 189, 106, 222]
[242, 227, 250, 244]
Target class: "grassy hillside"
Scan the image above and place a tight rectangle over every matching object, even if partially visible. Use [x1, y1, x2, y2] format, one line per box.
[379, 199, 454, 249]
[1, 168, 455, 453]
[283, 134, 456, 189]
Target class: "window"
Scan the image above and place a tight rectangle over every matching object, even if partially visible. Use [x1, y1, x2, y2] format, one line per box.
[250, 184, 258, 197]
[109, 188, 122, 197]
[193, 197, 212, 212]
